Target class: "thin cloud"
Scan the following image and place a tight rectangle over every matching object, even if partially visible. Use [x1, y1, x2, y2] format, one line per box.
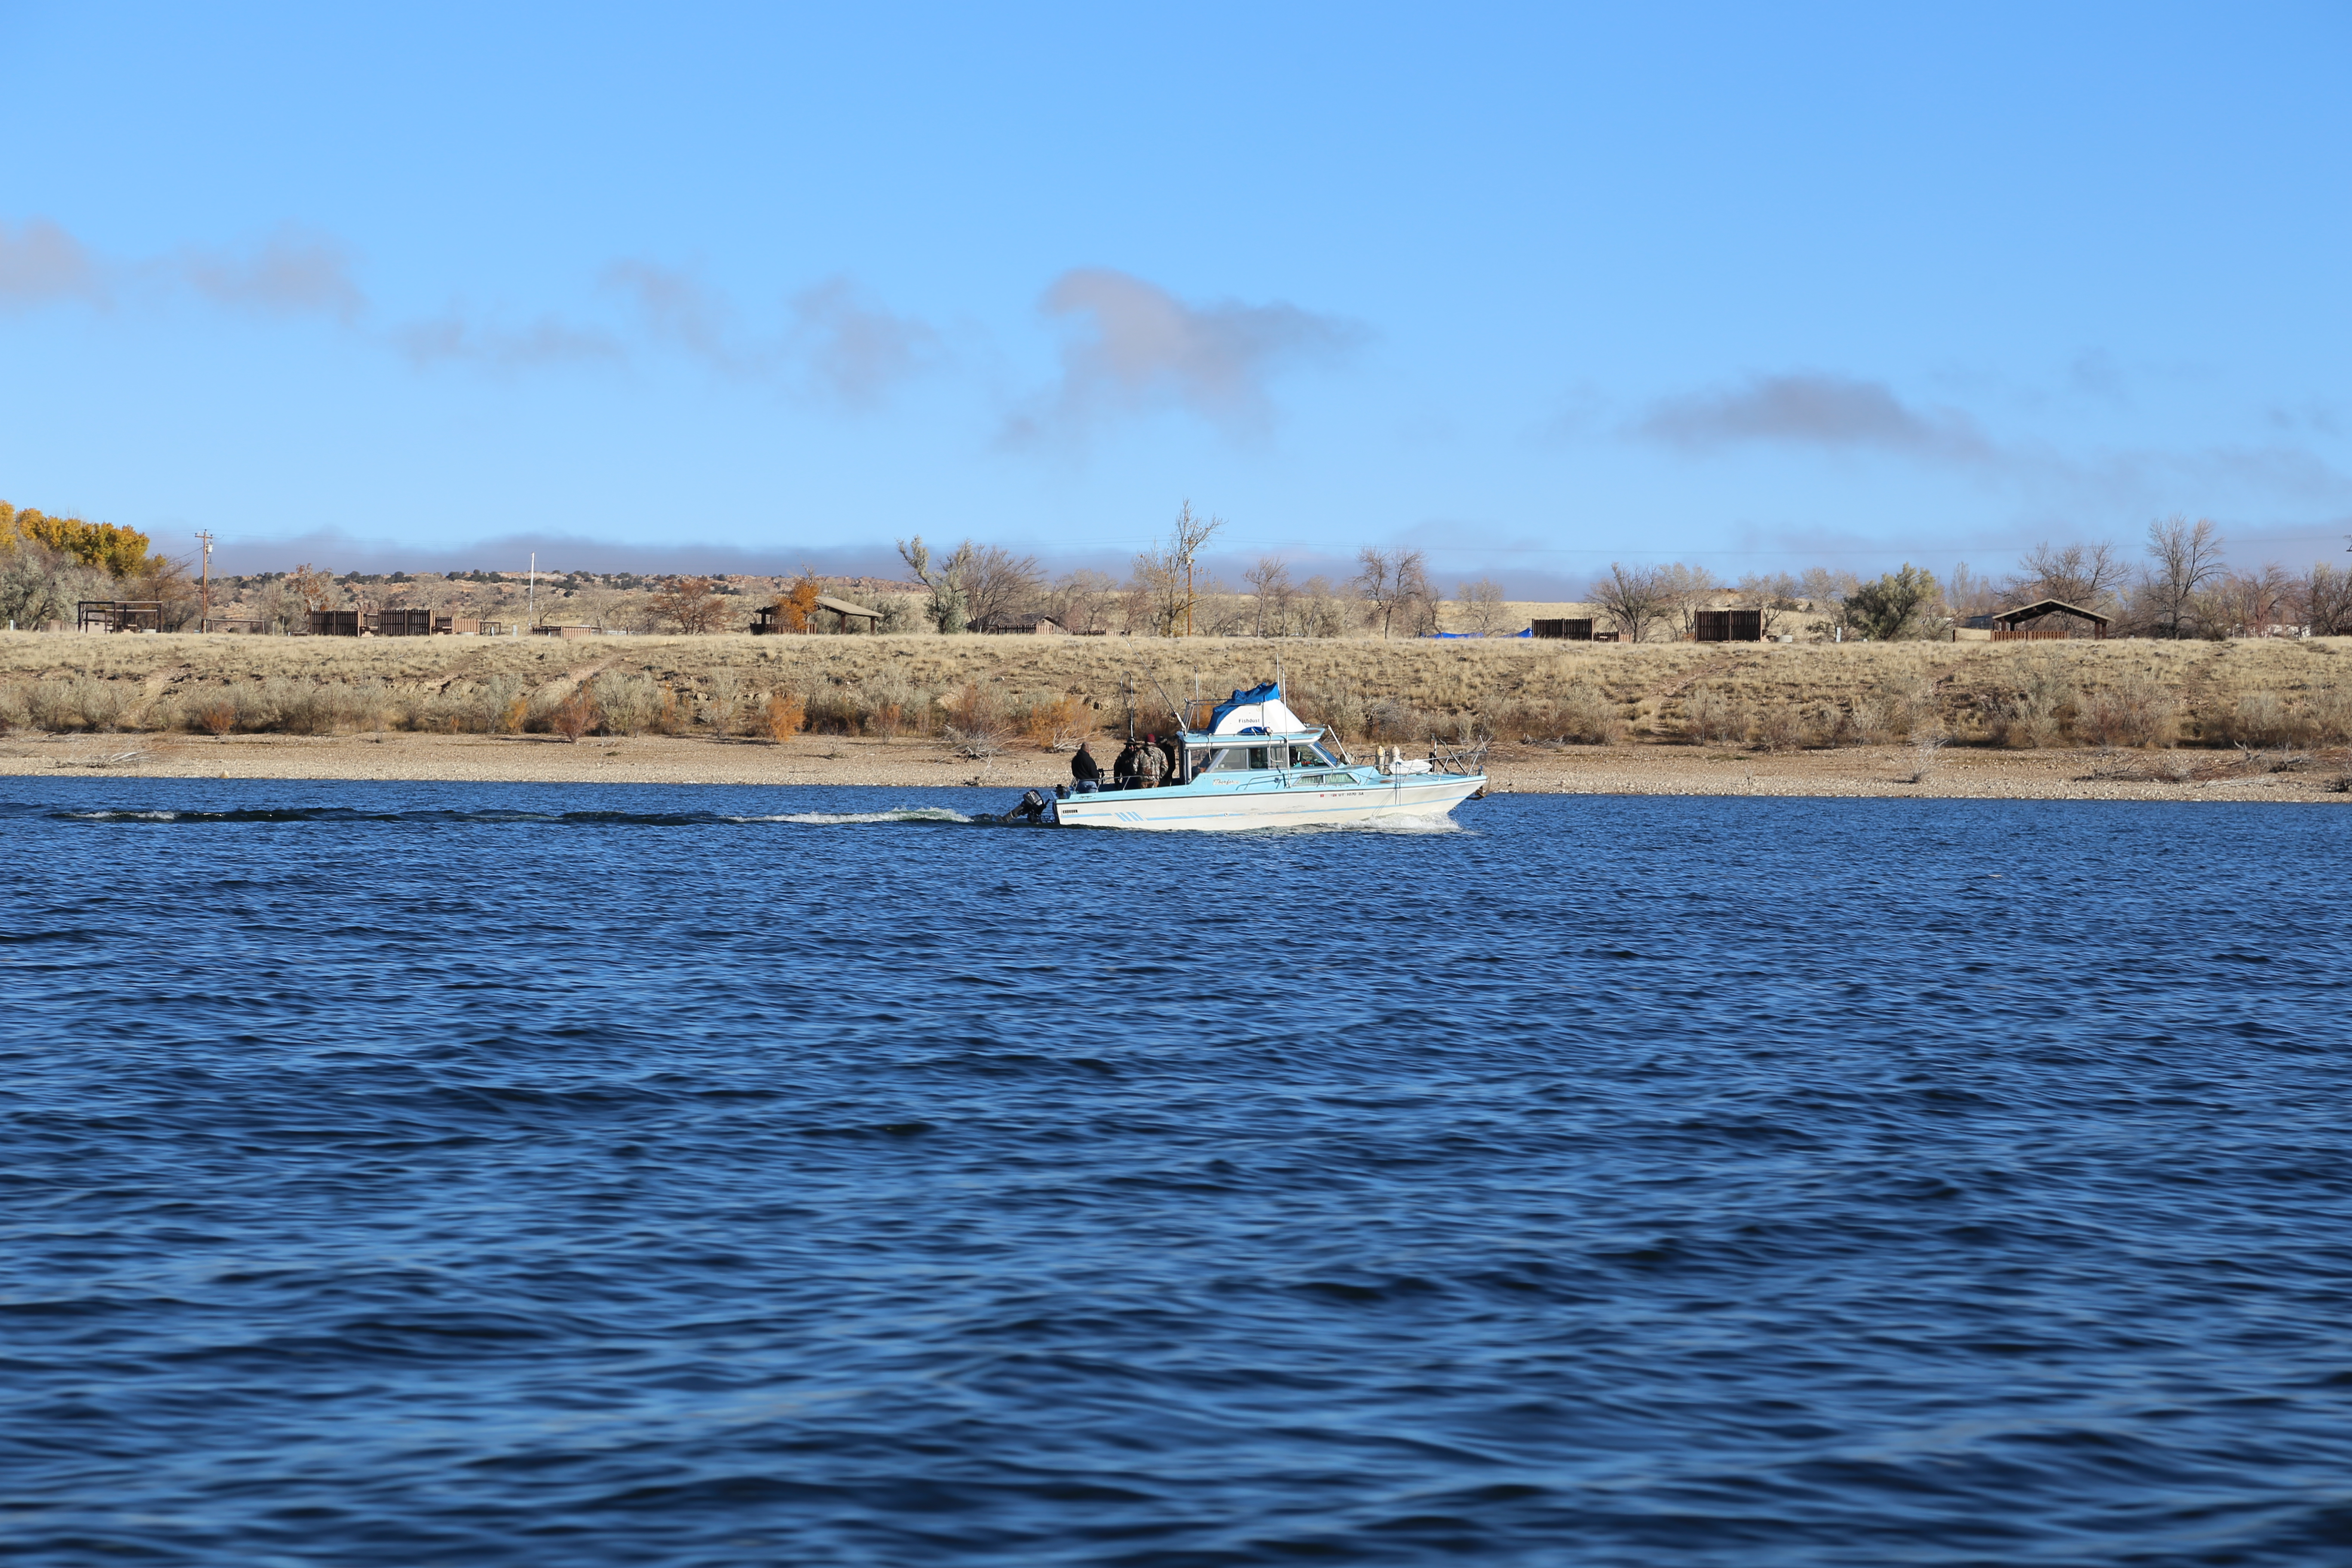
[394, 313, 624, 371]
[600, 263, 938, 405]
[1639, 373, 1994, 463]
[0, 215, 365, 321]
[789, 276, 939, 406]
[175, 232, 364, 322]
[0, 218, 105, 307]
[1009, 267, 1366, 442]
[604, 261, 755, 375]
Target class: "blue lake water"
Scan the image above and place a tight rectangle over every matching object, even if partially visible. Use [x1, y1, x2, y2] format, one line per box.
[5, 779, 2351, 1566]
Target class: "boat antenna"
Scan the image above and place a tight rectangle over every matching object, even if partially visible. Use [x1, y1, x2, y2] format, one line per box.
[1145, 670, 1185, 732]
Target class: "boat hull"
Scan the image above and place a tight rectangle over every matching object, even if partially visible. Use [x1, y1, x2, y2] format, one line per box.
[1052, 773, 1485, 832]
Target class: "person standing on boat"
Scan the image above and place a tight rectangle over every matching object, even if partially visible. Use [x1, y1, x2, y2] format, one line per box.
[1112, 740, 1137, 790]
[1156, 733, 1180, 784]
[1136, 735, 1167, 789]
[1071, 741, 1102, 793]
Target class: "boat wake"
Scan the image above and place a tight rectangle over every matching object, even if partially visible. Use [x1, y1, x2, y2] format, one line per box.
[726, 808, 978, 827]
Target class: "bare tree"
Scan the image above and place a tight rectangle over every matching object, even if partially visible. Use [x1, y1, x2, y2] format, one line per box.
[1733, 571, 1805, 638]
[1796, 566, 1859, 637]
[1941, 562, 2001, 622]
[1047, 568, 1120, 634]
[1296, 575, 1347, 637]
[649, 576, 734, 635]
[2011, 540, 2123, 610]
[1655, 562, 1716, 640]
[950, 542, 1045, 632]
[1132, 502, 1225, 636]
[1590, 562, 1672, 643]
[2297, 560, 2352, 636]
[1399, 552, 1438, 635]
[1354, 546, 1431, 637]
[2143, 516, 2226, 639]
[1245, 555, 1295, 637]
[2215, 562, 2294, 637]
[1457, 577, 1510, 635]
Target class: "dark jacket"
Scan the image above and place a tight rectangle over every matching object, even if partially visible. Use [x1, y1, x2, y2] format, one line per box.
[1158, 736, 1180, 782]
[1111, 742, 1136, 784]
[1072, 744, 1101, 784]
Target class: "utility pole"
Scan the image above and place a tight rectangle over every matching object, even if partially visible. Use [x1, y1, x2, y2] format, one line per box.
[195, 531, 214, 628]
[527, 552, 536, 635]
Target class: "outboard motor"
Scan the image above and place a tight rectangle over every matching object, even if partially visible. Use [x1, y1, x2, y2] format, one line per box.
[1006, 788, 1053, 825]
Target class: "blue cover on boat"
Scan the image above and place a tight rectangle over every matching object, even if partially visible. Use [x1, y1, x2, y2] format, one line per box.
[1208, 681, 1280, 732]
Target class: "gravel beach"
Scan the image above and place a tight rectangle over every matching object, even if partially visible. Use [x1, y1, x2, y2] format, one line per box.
[5, 730, 2343, 803]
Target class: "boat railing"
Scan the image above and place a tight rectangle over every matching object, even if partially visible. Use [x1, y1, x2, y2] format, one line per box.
[1427, 740, 1489, 777]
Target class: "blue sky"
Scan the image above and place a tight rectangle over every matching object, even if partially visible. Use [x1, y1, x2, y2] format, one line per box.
[1, 2, 2345, 592]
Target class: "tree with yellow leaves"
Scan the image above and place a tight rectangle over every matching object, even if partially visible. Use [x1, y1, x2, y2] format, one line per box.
[776, 567, 823, 633]
[2, 499, 152, 576]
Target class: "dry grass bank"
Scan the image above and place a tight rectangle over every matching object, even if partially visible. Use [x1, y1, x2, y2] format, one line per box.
[1, 630, 2349, 752]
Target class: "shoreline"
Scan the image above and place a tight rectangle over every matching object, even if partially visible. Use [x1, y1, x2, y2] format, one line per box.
[4, 732, 2344, 802]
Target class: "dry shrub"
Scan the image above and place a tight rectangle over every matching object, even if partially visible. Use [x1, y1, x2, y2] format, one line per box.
[229, 681, 277, 731]
[649, 686, 686, 736]
[550, 686, 600, 742]
[2081, 672, 2177, 749]
[1020, 692, 1093, 750]
[190, 693, 239, 736]
[942, 681, 1009, 735]
[1844, 694, 1898, 745]
[2301, 683, 2352, 746]
[1315, 688, 1368, 742]
[75, 679, 128, 732]
[941, 681, 1009, 756]
[2218, 690, 2291, 747]
[25, 681, 76, 731]
[0, 684, 24, 734]
[350, 682, 392, 732]
[856, 673, 922, 738]
[1554, 686, 1624, 745]
[703, 668, 743, 735]
[1752, 702, 1806, 753]
[1683, 684, 1748, 746]
[1988, 664, 2073, 748]
[804, 682, 866, 735]
[264, 679, 333, 735]
[1363, 697, 1427, 743]
[758, 689, 805, 741]
[592, 673, 658, 736]
[26, 678, 128, 732]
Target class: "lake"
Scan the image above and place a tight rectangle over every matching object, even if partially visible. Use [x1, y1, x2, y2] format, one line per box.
[5, 780, 2349, 1565]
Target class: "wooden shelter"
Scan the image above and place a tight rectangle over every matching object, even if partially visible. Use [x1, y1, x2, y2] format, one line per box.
[77, 600, 164, 633]
[1694, 608, 1764, 642]
[750, 595, 884, 635]
[1992, 598, 2109, 640]
[1531, 617, 1596, 640]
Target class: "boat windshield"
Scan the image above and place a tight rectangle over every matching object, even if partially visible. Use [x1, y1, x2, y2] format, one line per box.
[1194, 740, 1340, 773]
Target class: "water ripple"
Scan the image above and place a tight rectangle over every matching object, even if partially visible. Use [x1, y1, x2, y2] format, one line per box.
[3, 778, 2349, 1565]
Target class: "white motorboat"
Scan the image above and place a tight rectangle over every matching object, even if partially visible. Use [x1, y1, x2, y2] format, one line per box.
[1042, 682, 1485, 832]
